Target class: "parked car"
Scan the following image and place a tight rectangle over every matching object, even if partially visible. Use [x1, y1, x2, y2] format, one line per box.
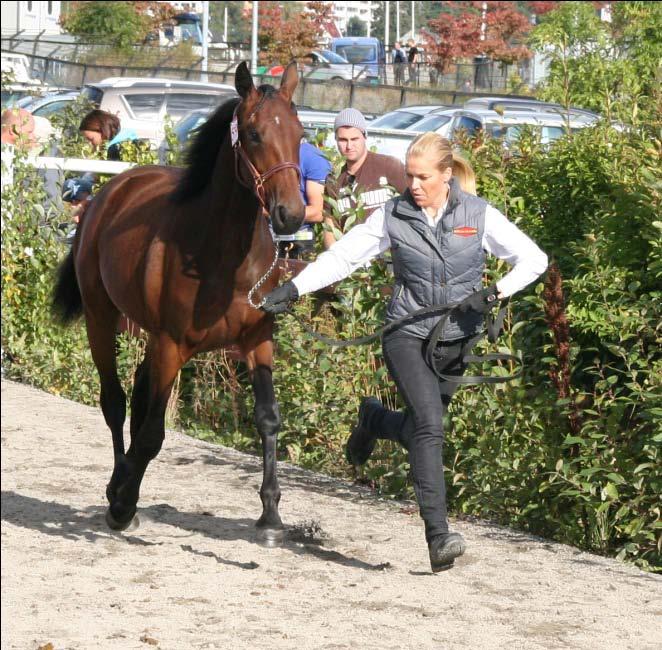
[23, 77, 237, 147]
[164, 105, 339, 161]
[360, 107, 600, 161]
[303, 50, 369, 82]
[368, 105, 449, 130]
[1, 83, 69, 110]
[21, 90, 82, 118]
[1, 53, 35, 84]
[462, 96, 599, 120]
[330, 37, 385, 82]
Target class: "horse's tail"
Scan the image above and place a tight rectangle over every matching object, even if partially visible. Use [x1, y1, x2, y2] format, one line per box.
[52, 249, 83, 325]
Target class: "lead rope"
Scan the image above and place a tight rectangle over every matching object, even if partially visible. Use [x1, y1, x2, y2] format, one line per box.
[247, 241, 280, 309]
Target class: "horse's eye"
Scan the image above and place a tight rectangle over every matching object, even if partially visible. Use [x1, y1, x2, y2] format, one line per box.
[248, 129, 260, 143]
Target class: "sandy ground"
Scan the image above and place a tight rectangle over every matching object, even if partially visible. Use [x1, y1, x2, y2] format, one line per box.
[1, 379, 660, 650]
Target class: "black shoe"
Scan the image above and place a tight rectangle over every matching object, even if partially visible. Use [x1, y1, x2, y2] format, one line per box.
[345, 397, 382, 466]
[428, 532, 466, 572]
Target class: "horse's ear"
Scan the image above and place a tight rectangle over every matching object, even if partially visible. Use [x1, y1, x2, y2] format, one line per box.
[235, 61, 256, 100]
[279, 61, 299, 103]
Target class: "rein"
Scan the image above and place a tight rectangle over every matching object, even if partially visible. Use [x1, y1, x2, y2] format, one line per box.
[286, 296, 522, 385]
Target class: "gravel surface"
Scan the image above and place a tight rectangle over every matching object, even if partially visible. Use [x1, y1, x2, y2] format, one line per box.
[2, 379, 660, 650]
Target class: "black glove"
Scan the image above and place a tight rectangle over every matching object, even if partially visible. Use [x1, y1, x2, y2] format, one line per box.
[261, 280, 299, 314]
[457, 284, 499, 314]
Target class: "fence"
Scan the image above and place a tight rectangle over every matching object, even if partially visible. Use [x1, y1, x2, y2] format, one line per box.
[3, 31, 534, 92]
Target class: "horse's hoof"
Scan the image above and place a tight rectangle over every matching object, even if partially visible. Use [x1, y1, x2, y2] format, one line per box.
[105, 506, 139, 532]
[256, 526, 285, 547]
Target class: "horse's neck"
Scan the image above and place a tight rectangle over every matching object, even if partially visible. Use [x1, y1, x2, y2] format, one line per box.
[203, 142, 264, 259]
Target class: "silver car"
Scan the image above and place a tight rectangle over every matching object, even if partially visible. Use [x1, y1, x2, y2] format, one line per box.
[302, 50, 368, 82]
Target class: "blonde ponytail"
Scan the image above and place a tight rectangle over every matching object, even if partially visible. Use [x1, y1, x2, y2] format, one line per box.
[451, 152, 476, 195]
[406, 132, 477, 195]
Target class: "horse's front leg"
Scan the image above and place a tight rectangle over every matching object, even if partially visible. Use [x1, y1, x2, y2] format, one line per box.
[247, 341, 283, 534]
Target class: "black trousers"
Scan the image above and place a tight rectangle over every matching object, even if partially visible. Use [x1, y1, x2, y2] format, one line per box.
[374, 331, 468, 542]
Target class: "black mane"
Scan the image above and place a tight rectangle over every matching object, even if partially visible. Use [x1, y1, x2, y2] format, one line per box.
[171, 85, 284, 204]
[171, 95, 241, 203]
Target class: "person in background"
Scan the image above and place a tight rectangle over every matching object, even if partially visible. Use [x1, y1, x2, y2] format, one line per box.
[61, 176, 93, 223]
[392, 41, 407, 85]
[64, 109, 143, 209]
[259, 132, 548, 573]
[276, 138, 332, 259]
[1, 106, 52, 151]
[323, 108, 407, 249]
[407, 39, 420, 85]
[78, 108, 140, 161]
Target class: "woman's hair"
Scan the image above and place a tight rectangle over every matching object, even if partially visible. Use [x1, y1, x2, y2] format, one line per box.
[79, 109, 120, 142]
[406, 132, 476, 195]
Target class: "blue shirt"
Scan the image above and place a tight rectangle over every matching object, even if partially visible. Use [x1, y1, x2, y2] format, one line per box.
[296, 141, 332, 237]
[106, 127, 138, 149]
[273, 142, 332, 242]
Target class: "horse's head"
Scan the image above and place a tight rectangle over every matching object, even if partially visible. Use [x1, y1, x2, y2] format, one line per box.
[234, 61, 306, 236]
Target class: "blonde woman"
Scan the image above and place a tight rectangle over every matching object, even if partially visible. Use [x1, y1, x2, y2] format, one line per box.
[262, 133, 548, 572]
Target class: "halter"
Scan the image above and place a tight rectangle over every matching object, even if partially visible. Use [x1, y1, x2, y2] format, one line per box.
[231, 100, 301, 213]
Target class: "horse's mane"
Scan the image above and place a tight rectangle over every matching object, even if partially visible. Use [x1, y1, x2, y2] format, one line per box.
[171, 94, 241, 203]
[171, 86, 282, 204]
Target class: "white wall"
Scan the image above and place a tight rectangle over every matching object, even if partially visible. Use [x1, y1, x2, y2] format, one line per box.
[1, 1, 62, 35]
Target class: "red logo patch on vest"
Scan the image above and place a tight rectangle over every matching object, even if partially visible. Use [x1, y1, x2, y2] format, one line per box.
[453, 226, 478, 237]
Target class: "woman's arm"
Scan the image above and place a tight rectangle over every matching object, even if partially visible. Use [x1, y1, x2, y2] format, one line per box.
[292, 207, 390, 296]
[483, 205, 548, 297]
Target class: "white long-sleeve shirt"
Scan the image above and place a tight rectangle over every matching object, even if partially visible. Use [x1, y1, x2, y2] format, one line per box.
[292, 202, 548, 298]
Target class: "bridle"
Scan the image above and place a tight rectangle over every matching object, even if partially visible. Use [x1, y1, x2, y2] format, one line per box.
[231, 100, 301, 213]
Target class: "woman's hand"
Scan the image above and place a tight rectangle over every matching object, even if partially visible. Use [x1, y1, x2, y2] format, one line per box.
[260, 280, 299, 314]
[457, 284, 499, 314]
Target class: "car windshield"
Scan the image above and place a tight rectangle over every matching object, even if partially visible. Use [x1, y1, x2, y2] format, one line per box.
[487, 123, 568, 146]
[81, 86, 103, 105]
[407, 114, 452, 132]
[319, 50, 349, 64]
[335, 45, 376, 64]
[370, 111, 422, 130]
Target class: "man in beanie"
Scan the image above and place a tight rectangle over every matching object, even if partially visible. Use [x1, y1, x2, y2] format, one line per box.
[323, 108, 406, 249]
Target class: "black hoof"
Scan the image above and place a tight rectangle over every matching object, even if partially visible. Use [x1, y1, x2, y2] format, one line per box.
[105, 506, 139, 531]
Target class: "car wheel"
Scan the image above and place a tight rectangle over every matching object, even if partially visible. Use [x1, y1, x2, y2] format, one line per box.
[330, 76, 345, 83]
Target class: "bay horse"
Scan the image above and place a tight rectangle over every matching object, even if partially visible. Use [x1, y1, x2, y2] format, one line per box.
[52, 62, 305, 537]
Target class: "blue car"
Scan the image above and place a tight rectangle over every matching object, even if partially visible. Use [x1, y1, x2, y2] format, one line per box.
[330, 37, 386, 83]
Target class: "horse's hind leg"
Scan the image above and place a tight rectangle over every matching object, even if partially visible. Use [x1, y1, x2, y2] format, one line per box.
[106, 334, 185, 530]
[83, 305, 128, 510]
[130, 355, 150, 439]
[246, 341, 283, 536]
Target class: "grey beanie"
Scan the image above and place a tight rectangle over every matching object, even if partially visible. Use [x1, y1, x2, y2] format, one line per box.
[334, 108, 367, 136]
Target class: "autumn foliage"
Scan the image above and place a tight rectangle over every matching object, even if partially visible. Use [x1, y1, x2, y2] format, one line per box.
[424, 1, 535, 73]
[244, 1, 335, 65]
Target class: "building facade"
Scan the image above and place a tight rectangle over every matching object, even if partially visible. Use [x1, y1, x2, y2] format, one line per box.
[332, 1, 375, 37]
[1, 1, 62, 35]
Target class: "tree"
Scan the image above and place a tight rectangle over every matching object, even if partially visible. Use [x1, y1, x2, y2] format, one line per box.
[346, 16, 367, 37]
[424, 9, 482, 73]
[60, 1, 176, 49]
[529, 0, 661, 120]
[209, 1, 251, 44]
[423, 1, 533, 72]
[243, 1, 334, 64]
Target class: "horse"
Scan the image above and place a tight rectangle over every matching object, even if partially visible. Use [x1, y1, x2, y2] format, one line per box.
[52, 62, 306, 538]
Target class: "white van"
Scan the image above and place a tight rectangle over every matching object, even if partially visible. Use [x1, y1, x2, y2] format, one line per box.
[1, 53, 35, 84]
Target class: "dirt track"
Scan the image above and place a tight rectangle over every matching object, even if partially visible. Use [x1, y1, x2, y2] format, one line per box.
[1, 379, 660, 650]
